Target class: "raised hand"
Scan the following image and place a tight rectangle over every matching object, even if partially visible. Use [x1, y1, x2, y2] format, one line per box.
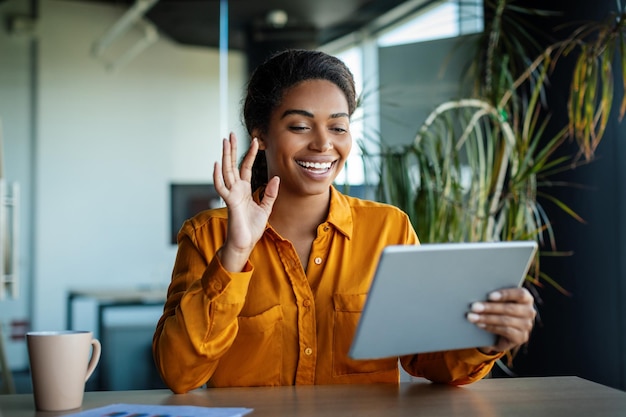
[466, 287, 536, 354]
[213, 132, 280, 272]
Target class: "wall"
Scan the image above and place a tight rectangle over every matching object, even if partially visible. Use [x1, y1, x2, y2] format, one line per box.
[1, 0, 247, 369]
[0, 0, 35, 370]
[378, 34, 478, 147]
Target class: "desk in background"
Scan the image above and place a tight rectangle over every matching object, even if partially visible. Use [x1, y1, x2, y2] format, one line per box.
[66, 288, 167, 391]
[1, 376, 626, 417]
[66, 288, 167, 332]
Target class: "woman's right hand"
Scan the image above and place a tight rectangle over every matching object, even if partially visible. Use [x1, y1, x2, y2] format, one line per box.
[213, 132, 280, 272]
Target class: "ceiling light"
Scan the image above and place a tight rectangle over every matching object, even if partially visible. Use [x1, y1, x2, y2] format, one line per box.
[266, 9, 288, 28]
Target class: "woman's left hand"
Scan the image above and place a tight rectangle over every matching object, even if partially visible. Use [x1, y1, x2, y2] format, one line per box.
[466, 287, 536, 354]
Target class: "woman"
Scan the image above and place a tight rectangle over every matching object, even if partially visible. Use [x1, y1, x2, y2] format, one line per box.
[152, 49, 536, 393]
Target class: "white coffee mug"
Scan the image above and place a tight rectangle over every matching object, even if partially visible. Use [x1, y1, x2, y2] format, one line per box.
[26, 330, 101, 411]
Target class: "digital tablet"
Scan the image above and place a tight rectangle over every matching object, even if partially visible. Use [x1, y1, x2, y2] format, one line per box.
[348, 241, 538, 359]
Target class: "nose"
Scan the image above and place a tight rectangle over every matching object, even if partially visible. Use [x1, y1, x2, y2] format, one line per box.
[309, 130, 333, 152]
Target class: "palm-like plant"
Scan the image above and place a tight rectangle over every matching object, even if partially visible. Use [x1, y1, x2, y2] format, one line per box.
[563, 4, 626, 159]
[359, 0, 625, 296]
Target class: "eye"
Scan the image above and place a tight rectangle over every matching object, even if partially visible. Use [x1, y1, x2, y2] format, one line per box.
[330, 126, 348, 134]
[289, 125, 309, 132]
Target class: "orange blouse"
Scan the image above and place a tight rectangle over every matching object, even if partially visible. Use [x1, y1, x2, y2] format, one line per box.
[153, 186, 501, 393]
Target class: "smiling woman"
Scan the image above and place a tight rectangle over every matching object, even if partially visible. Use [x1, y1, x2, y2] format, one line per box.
[152, 49, 536, 394]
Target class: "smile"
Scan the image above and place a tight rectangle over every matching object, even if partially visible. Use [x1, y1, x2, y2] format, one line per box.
[296, 160, 333, 171]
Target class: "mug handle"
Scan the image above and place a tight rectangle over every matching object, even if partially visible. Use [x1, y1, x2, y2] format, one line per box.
[85, 338, 102, 382]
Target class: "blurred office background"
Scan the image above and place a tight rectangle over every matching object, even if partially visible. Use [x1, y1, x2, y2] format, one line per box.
[0, 0, 624, 392]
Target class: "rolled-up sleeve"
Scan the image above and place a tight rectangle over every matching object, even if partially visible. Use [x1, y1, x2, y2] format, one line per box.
[400, 349, 504, 385]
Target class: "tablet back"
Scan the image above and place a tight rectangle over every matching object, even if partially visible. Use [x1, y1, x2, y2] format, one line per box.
[348, 241, 537, 359]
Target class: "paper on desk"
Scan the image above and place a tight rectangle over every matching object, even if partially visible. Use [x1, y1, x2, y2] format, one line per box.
[65, 403, 253, 417]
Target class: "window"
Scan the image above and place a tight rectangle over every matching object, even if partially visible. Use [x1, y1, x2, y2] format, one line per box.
[378, 0, 483, 47]
[334, 48, 364, 186]
[327, 0, 484, 187]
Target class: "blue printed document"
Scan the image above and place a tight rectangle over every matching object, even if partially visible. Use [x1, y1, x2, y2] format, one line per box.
[65, 403, 253, 417]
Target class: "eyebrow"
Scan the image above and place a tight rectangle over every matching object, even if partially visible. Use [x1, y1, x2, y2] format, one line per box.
[281, 109, 350, 120]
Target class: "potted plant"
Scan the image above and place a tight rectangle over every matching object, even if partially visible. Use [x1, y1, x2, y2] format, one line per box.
[357, 0, 626, 367]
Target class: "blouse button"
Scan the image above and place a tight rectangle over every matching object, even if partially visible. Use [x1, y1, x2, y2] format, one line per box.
[314, 257, 322, 265]
[304, 347, 313, 356]
[212, 282, 222, 291]
[323, 226, 330, 232]
[303, 299, 311, 307]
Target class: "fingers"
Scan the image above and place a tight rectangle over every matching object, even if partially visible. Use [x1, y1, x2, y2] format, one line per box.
[214, 133, 244, 199]
[259, 176, 280, 213]
[220, 135, 236, 189]
[487, 287, 535, 304]
[229, 132, 239, 177]
[467, 287, 536, 352]
[218, 133, 253, 191]
[240, 138, 259, 184]
[469, 288, 536, 321]
[213, 161, 225, 195]
[213, 160, 232, 200]
[214, 134, 268, 206]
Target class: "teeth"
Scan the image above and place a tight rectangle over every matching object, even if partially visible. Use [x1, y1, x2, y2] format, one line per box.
[297, 161, 332, 170]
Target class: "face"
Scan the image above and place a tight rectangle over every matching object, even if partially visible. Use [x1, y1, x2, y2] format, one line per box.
[256, 79, 352, 197]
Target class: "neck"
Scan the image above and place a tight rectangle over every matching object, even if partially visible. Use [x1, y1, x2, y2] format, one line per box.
[269, 189, 331, 237]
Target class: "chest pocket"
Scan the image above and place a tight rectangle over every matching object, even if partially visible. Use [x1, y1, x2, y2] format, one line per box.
[210, 304, 283, 387]
[332, 293, 397, 377]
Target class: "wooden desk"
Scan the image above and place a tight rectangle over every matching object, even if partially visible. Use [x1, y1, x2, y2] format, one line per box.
[1, 376, 625, 417]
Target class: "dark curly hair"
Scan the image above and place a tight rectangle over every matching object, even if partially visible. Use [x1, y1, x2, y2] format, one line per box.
[243, 49, 357, 191]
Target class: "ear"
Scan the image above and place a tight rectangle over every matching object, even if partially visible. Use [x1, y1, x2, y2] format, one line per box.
[252, 129, 267, 150]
